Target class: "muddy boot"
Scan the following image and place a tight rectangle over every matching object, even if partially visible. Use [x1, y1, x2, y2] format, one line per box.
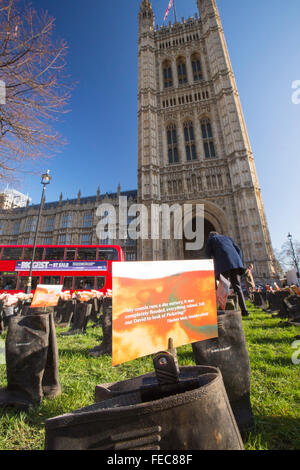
[21, 301, 32, 316]
[42, 311, 62, 398]
[45, 364, 244, 450]
[192, 310, 254, 437]
[61, 303, 92, 336]
[56, 300, 76, 328]
[0, 314, 50, 410]
[88, 298, 112, 357]
[89, 298, 99, 324]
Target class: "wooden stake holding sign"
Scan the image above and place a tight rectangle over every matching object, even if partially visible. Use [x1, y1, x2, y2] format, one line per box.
[112, 259, 218, 366]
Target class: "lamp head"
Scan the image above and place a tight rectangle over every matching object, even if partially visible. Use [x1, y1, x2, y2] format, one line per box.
[288, 233, 292, 241]
[41, 170, 51, 185]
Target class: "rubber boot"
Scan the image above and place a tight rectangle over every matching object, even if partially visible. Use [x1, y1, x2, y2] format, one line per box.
[61, 303, 92, 336]
[42, 311, 62, 398]
[271, 291, 292, 318]
[280, 296, 300, 326]
[56, 300, 76, 328]
[192, 310, 254, 436]
[253, 292, 265, 308]
[0, 314, 50, 410]
[89, 298, 99, 324]
[45, 365, 244, 450]
[88, 298, 112, 357]
[21, 301, 32, 316]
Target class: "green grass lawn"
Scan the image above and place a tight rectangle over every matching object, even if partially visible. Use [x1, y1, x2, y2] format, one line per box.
[0, 302, 299, 450]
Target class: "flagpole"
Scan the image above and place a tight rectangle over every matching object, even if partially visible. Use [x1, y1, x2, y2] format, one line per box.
[173, 0, 177, 22]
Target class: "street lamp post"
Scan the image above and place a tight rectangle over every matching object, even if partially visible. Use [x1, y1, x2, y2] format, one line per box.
[26, 170, 52, 294]
[287, 232, 300, 282]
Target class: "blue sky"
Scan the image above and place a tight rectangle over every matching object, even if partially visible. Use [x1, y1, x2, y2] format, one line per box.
[7, 0, 300, 252]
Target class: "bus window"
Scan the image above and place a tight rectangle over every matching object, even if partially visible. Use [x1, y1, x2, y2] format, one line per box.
[77, 248, 97, 261]
[0, 272, 18, 290]
[41, 276, 61, 285]
[23, 247, 44, 260]
[63, 277, 73, 290]
[2, 247, 23, 260]
[74, 277, 95, 290]
[98, 248, 118, 261]
[44, 248, 65, 261]
[66, 249, 76, 260]
[96, 277, 106, 289]
[17, 276, 39, 291]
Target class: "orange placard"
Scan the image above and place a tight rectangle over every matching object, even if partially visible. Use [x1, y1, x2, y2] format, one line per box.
[31, 284, 63, 308]
[112, 260, 218, 366]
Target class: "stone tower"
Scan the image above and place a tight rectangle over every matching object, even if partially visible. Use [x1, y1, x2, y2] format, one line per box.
[137, 0, 276, 281]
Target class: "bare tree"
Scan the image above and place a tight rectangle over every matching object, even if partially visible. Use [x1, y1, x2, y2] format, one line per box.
[0, 0, 72, 182]
[277, 240, 300, 273]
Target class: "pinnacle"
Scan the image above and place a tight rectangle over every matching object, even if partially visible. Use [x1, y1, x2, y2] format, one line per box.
[140, 0, 153, 10]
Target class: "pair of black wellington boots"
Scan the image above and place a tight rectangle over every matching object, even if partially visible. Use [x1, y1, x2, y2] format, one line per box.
[0, 309, 61, 410]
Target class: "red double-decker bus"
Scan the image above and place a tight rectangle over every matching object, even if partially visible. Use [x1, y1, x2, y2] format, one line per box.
[0, 245, 125, 294]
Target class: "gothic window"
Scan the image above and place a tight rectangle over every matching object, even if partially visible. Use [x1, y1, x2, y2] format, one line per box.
[163, 60, 173, 88]
[45, 216, 55, 232]
[58, 233, 71, 245]
[172, 180, 177, 194]
[166, 124, 179, 164]
[23, 237, 34, 245]
[81, 232, 92, 245]
[177, 57, 188, 85]
[61, 212, 72, 229]
[82, 212, 93, 228]
[183, 121, 197, 161]
[191, 54, 203, 82]
[197, 176, 202, 191]
[217, 174, 223, 188]
[192, 174, 197, 188]
[24, 216, 37, 233]
[201, 119, 216, 159]
[12, 221, 21, 235]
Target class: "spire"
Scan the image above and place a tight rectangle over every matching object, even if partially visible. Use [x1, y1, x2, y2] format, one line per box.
[96, 186, 100, 201]
[140, 0, 152, 9]
[139, 0, 154, 32]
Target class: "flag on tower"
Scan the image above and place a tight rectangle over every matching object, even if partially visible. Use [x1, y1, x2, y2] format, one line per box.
[164, 0, 173, 22]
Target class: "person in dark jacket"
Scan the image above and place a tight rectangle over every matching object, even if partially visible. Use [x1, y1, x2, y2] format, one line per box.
[205, 231, 250, 317]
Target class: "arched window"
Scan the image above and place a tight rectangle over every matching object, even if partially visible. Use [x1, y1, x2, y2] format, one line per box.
[201, 119, 216, 159]
[177, 57, 188, 85]
[183, 121, 197, 161]
[163, 60, 173, 88]
[191, 54, 203, 82]
[166, 124, 179, 164]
